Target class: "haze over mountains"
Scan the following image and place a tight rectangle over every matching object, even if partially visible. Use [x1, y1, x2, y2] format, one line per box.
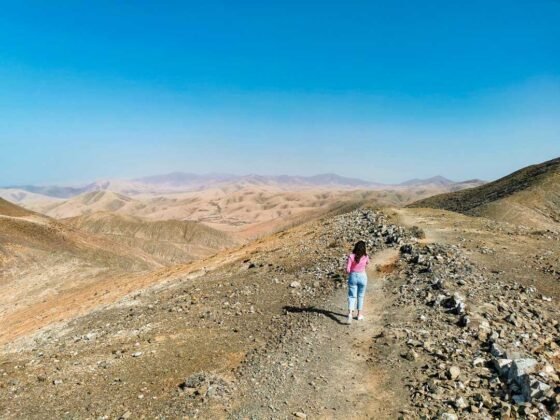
[0, 172, 485, 237]
[4, 172, 484, 198]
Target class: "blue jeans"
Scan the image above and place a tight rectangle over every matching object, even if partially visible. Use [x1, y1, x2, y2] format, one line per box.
[348, 272, 368, 311]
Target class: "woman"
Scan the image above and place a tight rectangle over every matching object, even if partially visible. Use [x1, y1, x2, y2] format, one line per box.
[346, 240, 369, 324]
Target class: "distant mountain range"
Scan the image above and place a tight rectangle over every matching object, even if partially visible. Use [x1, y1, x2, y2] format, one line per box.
[401, 175, 460, 187]
[135, 172, 388, 189]
[3, 173, 485, 198]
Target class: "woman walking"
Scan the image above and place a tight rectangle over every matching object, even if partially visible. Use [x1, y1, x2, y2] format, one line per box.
[346, 241, 369, 324]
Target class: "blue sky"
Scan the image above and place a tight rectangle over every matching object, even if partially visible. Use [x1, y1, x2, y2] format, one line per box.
[1, 0, 559, 185]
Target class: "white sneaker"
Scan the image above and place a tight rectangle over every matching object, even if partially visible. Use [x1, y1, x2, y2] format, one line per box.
[347, 313, 353, 324]
[357, 315, 365, 321]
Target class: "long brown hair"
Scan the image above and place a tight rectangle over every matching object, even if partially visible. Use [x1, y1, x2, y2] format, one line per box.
[352, 240, 367, 264]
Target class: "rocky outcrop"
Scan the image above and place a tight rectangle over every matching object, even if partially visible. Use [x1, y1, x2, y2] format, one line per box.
[392, 242, 559, 418]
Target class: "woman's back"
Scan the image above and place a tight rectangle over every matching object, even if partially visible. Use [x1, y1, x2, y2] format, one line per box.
[346, 253, 369, 273]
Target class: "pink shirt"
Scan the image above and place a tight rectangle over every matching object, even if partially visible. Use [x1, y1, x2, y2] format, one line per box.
[346, 253, 369, 273]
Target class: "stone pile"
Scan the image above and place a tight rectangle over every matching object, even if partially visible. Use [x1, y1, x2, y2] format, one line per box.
[327, 209, 408, 248]
[393, 243, 559, 419]
[300, 209, 408, 277]
[241, 210, 410, 303]
[179, 372, 233, 400]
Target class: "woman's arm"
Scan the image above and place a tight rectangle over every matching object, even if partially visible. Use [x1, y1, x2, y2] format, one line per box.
[346, 254, 353, 273]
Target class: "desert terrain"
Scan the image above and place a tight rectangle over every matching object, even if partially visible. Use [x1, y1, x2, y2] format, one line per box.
[411, 157, 560, 232]
[1, 173, 484, 238]
[0, 162, 558, 419]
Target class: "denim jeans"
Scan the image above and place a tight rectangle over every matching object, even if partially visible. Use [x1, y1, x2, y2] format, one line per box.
[348, 272, 368, 311]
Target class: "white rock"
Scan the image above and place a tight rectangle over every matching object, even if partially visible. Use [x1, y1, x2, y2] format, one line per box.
[473, 357, 485, 367]
[448, 366, 461, 380]
[494, 358, 512, 376]
[454, 397, 467, 409]
[509, 358, 537, 384]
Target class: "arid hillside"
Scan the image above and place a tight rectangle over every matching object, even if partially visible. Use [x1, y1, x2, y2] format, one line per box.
[0, 197, 36, 217]
[410, 157, 560, 230]
[37, 190, 142, 218]
[1, 204, 558, 419]
[22, 181, 485, 239]
[0, 199, 157, 270]
[0, 188, 62, 209]
[3, 164, 558, 418]
[66, 212, 236, 264]
[0, 199, 161, 345]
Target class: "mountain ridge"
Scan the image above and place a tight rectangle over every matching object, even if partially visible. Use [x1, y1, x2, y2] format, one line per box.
[4, 172, 485, 198]
[409, 157, 560, 230]
[0, 197, 36, 217]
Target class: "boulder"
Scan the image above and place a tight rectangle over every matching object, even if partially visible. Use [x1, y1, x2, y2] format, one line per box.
[509, 358, 538, 384]
[490, 342, 505, 358]
[447, 366, 461, 380]
[521, 376, 551, 401]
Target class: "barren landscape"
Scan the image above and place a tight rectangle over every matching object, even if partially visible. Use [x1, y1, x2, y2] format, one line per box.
[2, 2, 558, 418]
[0, 159, 559, 419]
[1, 174, 485, 237]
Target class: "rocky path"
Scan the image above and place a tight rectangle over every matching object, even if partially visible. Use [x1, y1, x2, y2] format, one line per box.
[387, 211, 559, 418]
[231, 248, 405, 419]
[342, 248, 403, 418]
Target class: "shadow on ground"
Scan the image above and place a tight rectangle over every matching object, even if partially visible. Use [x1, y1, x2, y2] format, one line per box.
[283, 305, 347, 325]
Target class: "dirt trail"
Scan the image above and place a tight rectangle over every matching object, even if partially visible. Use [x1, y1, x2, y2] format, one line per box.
[338, 248, 402, 418]
[392, 207, 443, 243]
[318, 248, 403, 418]
[233, 247, 404, 419]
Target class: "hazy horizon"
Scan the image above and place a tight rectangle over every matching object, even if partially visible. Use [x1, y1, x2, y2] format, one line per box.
[2, 170, 488, 189]
[1, 1, 559, 185]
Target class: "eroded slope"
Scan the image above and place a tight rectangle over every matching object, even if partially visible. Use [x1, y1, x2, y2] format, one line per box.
[410, 157, 560, 230]
[66, 212, 236, 264]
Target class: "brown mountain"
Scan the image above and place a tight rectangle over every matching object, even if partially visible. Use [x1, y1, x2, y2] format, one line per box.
[409, 157, 560, 230]
[0, 197, 36, 217]
[65, 212, 236, 264]
[37, 190, 141, 218]
[0, 198, 163, 345]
